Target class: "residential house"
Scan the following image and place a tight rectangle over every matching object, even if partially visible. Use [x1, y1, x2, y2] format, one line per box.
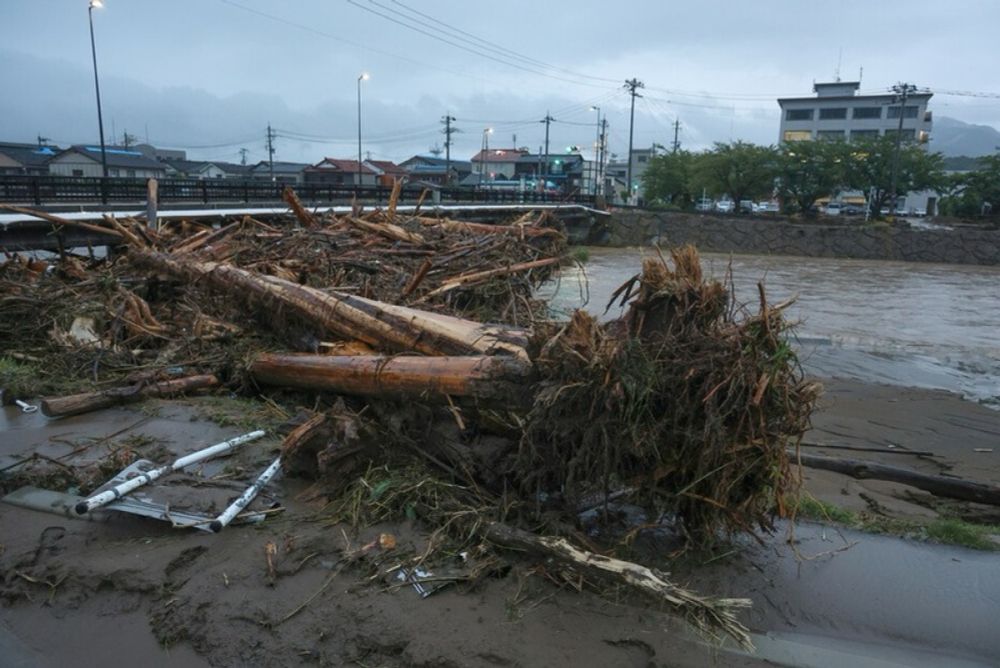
[47, 145, 166, 179]
[513, 152, 595, 194]
[363, 159, 408, 187]
[0, 142, 62, 175]
[162, 159, 228, 180]
[301, 158, 377, 187]
[249, 161, 311, 184]
[133, 144, 187, 161]
[470, 148, 526, 182]
[399, 155, 472, 186]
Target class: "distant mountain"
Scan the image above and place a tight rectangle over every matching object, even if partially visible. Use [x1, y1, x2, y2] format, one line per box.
[931, 116, 1000, 157]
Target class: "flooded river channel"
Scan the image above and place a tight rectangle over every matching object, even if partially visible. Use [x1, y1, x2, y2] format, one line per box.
[544, 248, 1000, 406]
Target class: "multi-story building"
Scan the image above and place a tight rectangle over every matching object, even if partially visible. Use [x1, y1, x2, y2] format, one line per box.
[777, 81, 933, 144]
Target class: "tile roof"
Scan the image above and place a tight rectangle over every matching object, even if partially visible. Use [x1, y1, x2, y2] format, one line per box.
[58, 145, 166, 170]
[0, 142, 62, 168]
[364, 159, 406, 174]
[306, 158, 376, 174]
[470, 148, 527, 163]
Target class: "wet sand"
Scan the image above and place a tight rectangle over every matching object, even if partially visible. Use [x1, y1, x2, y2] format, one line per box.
[1, 379, 998, 666]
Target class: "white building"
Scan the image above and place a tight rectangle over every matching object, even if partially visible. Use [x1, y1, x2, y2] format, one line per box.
[48, 145, 166, 179]
[777, 81, 933, 144]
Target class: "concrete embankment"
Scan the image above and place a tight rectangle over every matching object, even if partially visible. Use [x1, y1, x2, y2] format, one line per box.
[590, 211, 1000, 266]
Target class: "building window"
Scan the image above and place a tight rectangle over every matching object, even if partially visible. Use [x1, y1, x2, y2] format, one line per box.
[850, 129, 880, 141]
[887, 105, 919, 119]
[782, 130, 812, 142]
[818, 108, 848, 120]
[110, 168, 120, 177]
[853, 107, 881, 119]
[72, 169, 84, 177]
[785, 109, 813, 121]
[816, 130, 845, 141]
[127, 169, 136, 177]
[885, 129, 917, 140]
[637, 155, 647, 163]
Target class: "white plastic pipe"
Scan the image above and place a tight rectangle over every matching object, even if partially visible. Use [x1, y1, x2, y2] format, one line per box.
[209, 455, 282, 532]
[75, 430, 266, 515]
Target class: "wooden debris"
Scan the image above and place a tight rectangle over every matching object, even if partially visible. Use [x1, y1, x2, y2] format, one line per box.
[250, 353, 532, 403]
[282, 186, 319, 229]
[40, 374, 220, 418]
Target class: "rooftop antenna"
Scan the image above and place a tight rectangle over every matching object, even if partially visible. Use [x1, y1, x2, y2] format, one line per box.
[859, 66, 864, 84]
[835, 47, 842, 82]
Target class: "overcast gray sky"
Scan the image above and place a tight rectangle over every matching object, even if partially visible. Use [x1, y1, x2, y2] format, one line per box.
[2, 0, 998, 164]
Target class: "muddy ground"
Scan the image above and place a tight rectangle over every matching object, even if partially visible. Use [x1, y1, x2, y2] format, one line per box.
[1, 379, 998, 667]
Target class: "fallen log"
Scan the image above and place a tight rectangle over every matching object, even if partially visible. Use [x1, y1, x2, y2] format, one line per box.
[0, 205, 123, 240]
[343, 217, 425, 245]
[420, 256, 561, 300]
[483, 521, 753, 650]
[250, 354, 532, 403]
[418, 217, 565, 239]
[41, 374, 220, 418]
[282, 186, 319, 229]
[133, 252, 528, 359]
[795, 452, 1000, 506]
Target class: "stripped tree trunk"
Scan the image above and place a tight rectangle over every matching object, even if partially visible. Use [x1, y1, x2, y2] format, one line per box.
[41, 374, 220, 418]
[251, 354, 532, 403]
[132, 252, 528, 359]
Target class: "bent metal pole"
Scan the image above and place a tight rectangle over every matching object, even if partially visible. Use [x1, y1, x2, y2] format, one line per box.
[74, 430, 266, 515]
[209, 456, 282, 532]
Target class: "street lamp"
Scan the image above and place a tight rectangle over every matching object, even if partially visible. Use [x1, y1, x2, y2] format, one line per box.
[590, 105, 601, 196]
[479, 127, 493, 187]
[87, 0, 108, 178]
[357, 72, 369, 187]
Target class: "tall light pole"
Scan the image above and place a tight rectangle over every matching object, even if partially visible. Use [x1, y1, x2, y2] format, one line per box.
[590, 105, 601, 196]
[88, 0, 108, 178]
[357, 72, 369, 187]
[478, 127, 493, 187]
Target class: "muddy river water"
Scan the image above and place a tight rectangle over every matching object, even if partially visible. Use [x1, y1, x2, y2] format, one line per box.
[544, 248, 1000, 407]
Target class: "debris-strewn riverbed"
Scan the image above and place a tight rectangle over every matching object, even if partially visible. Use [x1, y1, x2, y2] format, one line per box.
[2, 203, 998, 666]
[1, 386, 998, 667]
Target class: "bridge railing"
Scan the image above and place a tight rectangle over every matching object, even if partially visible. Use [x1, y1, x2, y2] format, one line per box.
[0, 175, 595, 208]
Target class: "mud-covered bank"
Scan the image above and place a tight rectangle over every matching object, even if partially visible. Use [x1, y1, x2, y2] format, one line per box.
[591, 211, 1000, 265]
[2, 384, 998, 667]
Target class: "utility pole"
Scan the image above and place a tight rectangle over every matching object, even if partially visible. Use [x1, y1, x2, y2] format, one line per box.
[441, 113, 457, 186]
[598, 117, 608, 197]
[541, 112, 554, 186]
[624, 78, 645, 203]
[266, 122, 276, 181]
[888, 82, 917, 216]
[672, 118, 681, 154]
[239, 148, 248, 166]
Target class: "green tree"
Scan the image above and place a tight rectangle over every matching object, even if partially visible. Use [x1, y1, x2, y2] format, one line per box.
[940, 154, 1000, 220]
[844, 136, 945, 218]
[775, 140, 851, 214]
[642, 150, 698, 208]
[696, 141, 777, 213]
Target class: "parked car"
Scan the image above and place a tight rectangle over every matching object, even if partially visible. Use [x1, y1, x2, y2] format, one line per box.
[715, 200, 734, 213]
[756, 201, 779, 213]
[825, 202, 842, 216]
[695, 198, 714, 212]
[842, 205, 864, 216]
[739, 200, 755, 213]
[914, 208, 927, 217]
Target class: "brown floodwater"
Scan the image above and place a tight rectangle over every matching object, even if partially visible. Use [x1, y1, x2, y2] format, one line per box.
[544, 248, 1000, 407]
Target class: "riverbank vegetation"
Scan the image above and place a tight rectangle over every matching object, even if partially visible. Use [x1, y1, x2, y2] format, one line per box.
[641, 136, 997, 223]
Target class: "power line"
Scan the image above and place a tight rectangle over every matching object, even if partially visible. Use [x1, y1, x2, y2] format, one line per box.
[385, 0, 621, 85]
[345, 0, 612, 89]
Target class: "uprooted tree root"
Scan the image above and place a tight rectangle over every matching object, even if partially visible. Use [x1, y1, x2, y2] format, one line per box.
[518, 247, 820, 545]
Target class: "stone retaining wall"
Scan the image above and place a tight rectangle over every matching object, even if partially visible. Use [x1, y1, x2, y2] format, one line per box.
[597, 212, 1000, 266]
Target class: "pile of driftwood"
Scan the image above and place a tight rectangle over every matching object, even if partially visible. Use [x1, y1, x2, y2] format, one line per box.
[1, 191, 826, 649]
